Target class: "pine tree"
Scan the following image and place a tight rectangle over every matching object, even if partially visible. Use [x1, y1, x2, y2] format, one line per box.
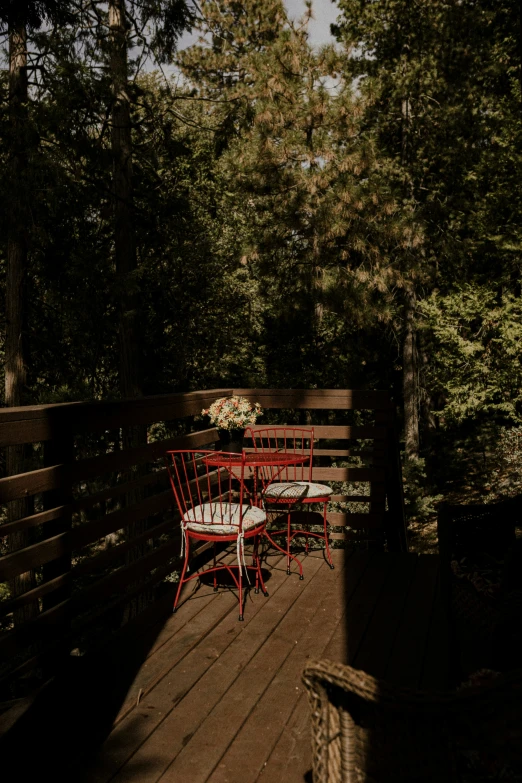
[178, 0, 414, 386]
[335, 0, 522, 449]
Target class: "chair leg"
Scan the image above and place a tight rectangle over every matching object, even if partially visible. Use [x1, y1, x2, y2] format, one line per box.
[264, 528, 304, 579]
[287, 511, 292, 575]
[213, 542, 218, 591]
[173, 531, 191, 612]
[238, 538, 244, 621]
[252, 534, 259, 572]
[323, 501, 334, 569]
[253, 535, 260, 594]
[286, 510, 304, 580]
[253, 535, 269, 597]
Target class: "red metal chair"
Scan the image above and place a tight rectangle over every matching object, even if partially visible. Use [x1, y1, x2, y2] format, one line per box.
[165, 449, 268, 621]
[245, 427, 334, 578]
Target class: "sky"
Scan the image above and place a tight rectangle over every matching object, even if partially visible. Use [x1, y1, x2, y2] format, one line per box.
[284, 0, 339, 46]
[177, 0, 339, 51]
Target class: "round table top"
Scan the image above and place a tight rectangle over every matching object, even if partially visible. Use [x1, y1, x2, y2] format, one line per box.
[203, 451, 308, 468]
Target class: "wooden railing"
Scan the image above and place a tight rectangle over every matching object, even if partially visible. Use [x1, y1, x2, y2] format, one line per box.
[0, 388, 406, 689]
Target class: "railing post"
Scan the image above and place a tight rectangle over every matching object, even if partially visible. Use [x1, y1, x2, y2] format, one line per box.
[5, 442, 38, 625]
[370, 409, 388, 552]
[437, 502, 461, 685]
[41, 434, 74, 613]
[381, 407, 408, 553]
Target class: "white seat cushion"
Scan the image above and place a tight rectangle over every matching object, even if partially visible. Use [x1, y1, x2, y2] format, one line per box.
[263, 481, 333, 501]
[183, 502, 266, 535]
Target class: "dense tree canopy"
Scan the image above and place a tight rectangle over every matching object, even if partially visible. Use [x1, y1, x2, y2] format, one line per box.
[1, 0, 521, 510]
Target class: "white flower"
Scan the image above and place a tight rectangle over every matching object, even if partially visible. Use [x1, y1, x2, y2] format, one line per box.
[202, 396, 262, 430]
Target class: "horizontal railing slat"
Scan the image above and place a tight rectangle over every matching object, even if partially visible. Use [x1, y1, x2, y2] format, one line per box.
[73, 469, 168, 512]
[280, 510, 384, 529]
[326, 512, 383, 528]
[72, 489, 173, 554]
[72, 517, 179, 578]
[0, 539, 214, 685]
[234, 388, 394, 410]
[330, 495, 373, 503]
[0, 517, 182, 618]
[70, 429, 218, 484]
[248, 424, 388, 440]
[313, 425, 389, 439]
[311, 467, 385, 482]
[0, 572, 71, 617]
[0, 505, 70, 536]
[313, 449, 380, 458]
[329, 531, 383, 541]
[0, 464, 66, 504]
[0, 532, 68, 582]
[0, 390, 233, 445]
[0, 490, 174, 582]
[0, 429, 217, 503]
[0, 533, 183, 659]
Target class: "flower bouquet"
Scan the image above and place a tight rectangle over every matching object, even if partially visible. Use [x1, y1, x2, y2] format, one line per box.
[202, 395, 262, 452]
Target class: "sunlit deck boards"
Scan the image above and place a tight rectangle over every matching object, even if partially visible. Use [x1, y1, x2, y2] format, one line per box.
[69, 547, 448, 783]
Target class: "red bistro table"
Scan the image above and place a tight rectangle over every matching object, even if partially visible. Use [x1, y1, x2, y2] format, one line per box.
[203, 450, 308, 506]
[203, 450, 309, 574]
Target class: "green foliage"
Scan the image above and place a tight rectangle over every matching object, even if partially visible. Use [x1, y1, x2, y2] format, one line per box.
[401, 456, 442, 523]
[333, 0, 522, 473]
[0, 1, 76, 30]
[421, 287, 522, 425]
[175, 0, 414, 392]
[0, 0, 521, 516]
[335, 0, 522, 284]
[488, 426, 522, 499]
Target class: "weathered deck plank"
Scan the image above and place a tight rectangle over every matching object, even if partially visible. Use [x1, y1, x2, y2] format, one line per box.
[132, 555, 327, 783]
[257, 550, 374, 783]
[204, 552, 350, 783]
[96, 555, 324, 783]
[257, 691, 311, 782]
[113, 554, 241, 724]
[351, 552, 418, 679]
[385, 554, 441, 688]
[419, 568, 451, 692]
[71, 549, 448, 783]
[338, 550, 396, 665]
[81, 554, 289, 783]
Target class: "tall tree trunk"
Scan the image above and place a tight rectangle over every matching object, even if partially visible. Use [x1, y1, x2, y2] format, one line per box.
[418, 331, 436, 451]
[401, 97, 410, 169]
[109, 0, 141, 400]
[6, 19, 36, 623]
[313, 256, 323, 325]
[6, 24, 28, 409]
[519, 0, 522, 102]
[400, 84, 420, 458]
[109, 0, 148, 620]
[403, 291, 419, 460]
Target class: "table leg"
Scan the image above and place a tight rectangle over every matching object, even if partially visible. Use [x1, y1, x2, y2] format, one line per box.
[263, 526, 304, 580]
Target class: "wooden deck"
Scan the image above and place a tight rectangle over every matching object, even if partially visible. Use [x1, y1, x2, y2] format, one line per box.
[0, 388, 407, 705]
[27, 546, 445, 783]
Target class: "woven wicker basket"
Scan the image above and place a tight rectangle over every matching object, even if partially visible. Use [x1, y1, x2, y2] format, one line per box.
[302, 660, 522, 783]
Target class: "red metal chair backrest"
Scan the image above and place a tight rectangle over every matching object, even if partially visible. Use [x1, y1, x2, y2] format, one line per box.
[245, 427, 314, 486]
[165, 450, 248, 531]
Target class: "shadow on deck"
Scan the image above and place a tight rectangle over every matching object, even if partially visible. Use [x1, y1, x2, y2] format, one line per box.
[1, 547, 448, 783]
